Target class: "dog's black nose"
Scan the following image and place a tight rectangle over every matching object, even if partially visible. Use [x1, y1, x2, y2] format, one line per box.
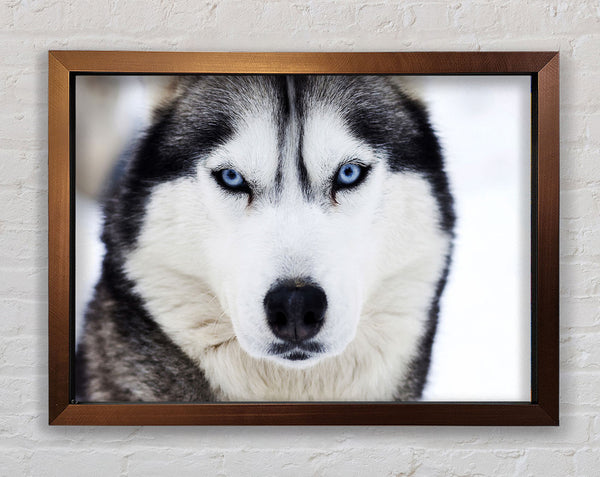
[264, 283, 327, 343]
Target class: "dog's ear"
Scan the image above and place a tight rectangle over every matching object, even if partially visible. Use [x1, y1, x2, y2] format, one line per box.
[147, 76, 190, 121]
[385, 76, 434, 118]
[386, 76, 425, 102]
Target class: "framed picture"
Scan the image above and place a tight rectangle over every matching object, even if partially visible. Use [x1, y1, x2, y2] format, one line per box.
[48, 51, 559, 425]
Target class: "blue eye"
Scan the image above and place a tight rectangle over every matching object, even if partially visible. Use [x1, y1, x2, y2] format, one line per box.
[336, 163, 362, 186]
[221, 168, 244, 188]
[212, 168, 251, 195]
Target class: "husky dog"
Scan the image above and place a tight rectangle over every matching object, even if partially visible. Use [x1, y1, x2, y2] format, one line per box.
[76, 75, 454, 402]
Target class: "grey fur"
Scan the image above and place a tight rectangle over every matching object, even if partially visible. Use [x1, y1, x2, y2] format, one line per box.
[77, 282, 214, 402]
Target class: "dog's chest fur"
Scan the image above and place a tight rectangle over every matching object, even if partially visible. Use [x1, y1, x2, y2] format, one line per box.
[186, 306, 425, 401]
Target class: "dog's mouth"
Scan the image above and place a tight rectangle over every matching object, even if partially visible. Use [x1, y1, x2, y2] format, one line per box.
[268, 341, 324, 362]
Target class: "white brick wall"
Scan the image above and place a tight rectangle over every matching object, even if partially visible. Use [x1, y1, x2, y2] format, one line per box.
[1, 1, 598, 475]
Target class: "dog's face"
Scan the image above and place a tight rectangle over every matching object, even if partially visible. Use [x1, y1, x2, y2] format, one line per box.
[121, 76, 452, 369]
[200, 95, 386, 366]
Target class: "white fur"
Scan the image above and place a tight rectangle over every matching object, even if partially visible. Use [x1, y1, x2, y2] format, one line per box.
[125, 105, 450, 401]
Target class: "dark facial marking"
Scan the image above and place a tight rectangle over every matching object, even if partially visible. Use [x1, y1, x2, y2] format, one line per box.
[296, 147, 312, 199]
[274, 76, 291, 194]
[291, 77, 315, 200]
[271, 76, 313, 201]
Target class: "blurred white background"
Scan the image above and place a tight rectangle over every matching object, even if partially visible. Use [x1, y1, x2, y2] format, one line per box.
[76, 75, 531, 402]
[419, 76, 531, 401]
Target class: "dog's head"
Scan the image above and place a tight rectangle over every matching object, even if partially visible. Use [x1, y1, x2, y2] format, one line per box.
[112, 76, 453, 368]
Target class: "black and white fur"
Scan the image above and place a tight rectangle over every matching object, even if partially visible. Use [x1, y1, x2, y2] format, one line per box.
[76, 75, 454, 402]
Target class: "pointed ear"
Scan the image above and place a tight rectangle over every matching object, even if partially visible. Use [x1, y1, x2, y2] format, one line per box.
[386, 75, 426, 103]
[147, 76, 187, 121]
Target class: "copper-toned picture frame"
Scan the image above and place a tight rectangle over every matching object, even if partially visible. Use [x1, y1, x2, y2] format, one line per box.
[48, 51, 559, 425]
